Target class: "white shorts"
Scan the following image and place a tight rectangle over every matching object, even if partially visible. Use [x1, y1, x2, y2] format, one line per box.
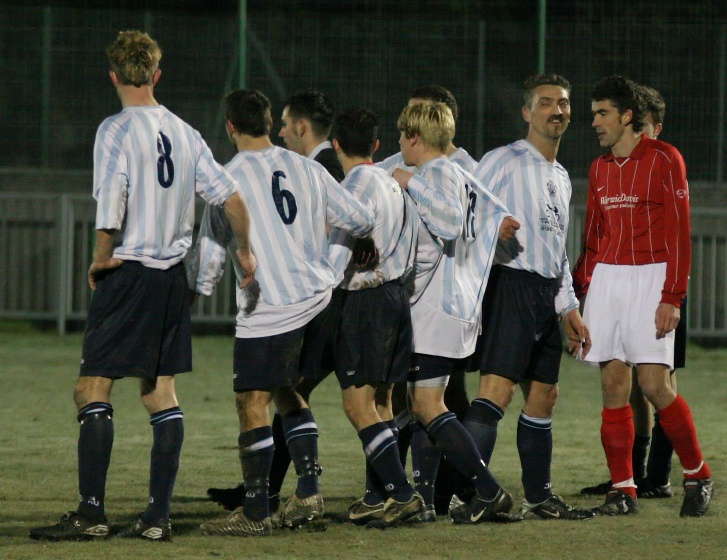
[583, 263, 674, 368]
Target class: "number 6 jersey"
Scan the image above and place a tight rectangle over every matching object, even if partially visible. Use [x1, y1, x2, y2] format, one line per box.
[93, 105, 240, 269]
[190, 145, 374, 338]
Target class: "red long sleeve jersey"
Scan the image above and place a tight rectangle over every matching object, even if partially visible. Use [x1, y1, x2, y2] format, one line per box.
[572, 136, 690, 307]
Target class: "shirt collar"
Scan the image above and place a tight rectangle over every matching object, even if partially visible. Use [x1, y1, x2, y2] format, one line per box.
[604, 134, 650, 162]
[308, 140, 332, 161]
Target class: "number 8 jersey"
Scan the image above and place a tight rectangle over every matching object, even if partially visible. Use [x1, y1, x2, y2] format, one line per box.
[408, 157, 512, 359]
[93, 105, 239, 269]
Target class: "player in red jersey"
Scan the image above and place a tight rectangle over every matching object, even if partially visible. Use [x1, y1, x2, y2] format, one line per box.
[579, 85, 686, 500]
[573, 75, 712, 518]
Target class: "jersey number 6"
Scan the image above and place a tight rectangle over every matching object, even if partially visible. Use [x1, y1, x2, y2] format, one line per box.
[272, 170, 298, 224]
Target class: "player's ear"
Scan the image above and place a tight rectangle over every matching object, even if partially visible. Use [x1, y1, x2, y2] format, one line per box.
[109, 71, 119, 86]
[622, 109, 633, 127]
[332, 138, 341, 152]
[297, 119, 307, 137]
[372, 138, 380, 154]
[521, 105, 532, 123]
[654, 123, 663, 138]
[152, 68, 161, 86]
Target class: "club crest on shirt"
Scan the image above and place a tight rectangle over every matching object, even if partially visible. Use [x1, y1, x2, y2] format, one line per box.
[547, 180, 557, 197]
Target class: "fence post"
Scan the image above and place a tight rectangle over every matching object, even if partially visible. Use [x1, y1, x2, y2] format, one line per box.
[57, 195, 72, 335]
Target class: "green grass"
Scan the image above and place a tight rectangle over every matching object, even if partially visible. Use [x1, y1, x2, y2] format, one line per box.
[0, 325, 725, 559]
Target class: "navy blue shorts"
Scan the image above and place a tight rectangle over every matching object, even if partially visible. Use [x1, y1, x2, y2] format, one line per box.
[315, 288, 345, 377]
[233, 325, 306, 392]
[80, 261, 192, 379]
[473, 265, 562, 385]
[334, 280, 412, 390]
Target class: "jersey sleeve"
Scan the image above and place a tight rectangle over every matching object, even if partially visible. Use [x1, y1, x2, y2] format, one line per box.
[188, 203, 233, 296]
[193, 132, 240, 206]
[321, 168, 374, 238]
[93, 119, 129, 230]
[660, 147, 691, 306]
[407, 165, 464, 240]
[554, 253, 580, 317]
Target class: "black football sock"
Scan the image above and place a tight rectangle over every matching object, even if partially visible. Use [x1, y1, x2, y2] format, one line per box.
[282, 409, 319, 498]
[517, 412, 552, 504]
[142, 407, 184, 524]
[463, 398, 503, 465]
[632, 434, 650, 481]
[646, 412, 674, 486]
[76, 402, 114, 522]
[394, 409, 412, 468]
[240, 427, 274, 521]
[411, 421, 441, 506]
[268, 412, 291, 498]
[427, 411, 499, 501]
[358, 422, 414, 503]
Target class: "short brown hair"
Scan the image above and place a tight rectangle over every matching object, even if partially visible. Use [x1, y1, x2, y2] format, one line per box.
[106, 30, 161, 87]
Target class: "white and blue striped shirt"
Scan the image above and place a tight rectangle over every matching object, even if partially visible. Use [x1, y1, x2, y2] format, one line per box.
[408, 157, 511, 358]
[190, 146, 374, 338]
[328, 164, 418, 290]
[93, 105, 238, 269]
[474, 139, 578, 316]
[376, 147, 478, 175]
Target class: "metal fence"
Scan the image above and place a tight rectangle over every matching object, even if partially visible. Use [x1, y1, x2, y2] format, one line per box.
[1, 193, 725, 340]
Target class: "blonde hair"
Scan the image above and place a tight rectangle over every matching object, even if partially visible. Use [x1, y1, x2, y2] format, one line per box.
[106, 30, 161, 87]
[397, 102, 454, 152]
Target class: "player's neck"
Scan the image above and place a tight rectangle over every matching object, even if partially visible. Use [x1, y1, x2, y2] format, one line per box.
[303, 136, 328, 157]
[415, 148, 446, 168]
[117, 84, 158, 108]
[340, 155, 373, 174]
[610, 130, 642, 158]
[445, 143, 459, 157]
[234, 134, 274, 152]
[525, 133, 560, 163]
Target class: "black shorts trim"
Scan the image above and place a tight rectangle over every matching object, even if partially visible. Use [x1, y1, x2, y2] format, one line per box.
[408, 352, 468, 384]
[80, 262, 192, 379]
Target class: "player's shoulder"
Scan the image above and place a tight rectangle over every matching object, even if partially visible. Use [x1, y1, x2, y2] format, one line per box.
[646, 137, 684, 165]
[476, 141, 524, 176]
[351, 162, 398, 187]
[483, 141, 526, 162]
[449, 147, 478, 173]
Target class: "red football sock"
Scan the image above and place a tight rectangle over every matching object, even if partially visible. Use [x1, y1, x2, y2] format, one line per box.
[601, 406, 636, 498]
[658, 395, 711, 479]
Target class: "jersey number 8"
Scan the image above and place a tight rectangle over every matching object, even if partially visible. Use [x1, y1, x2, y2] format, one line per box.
[156, 132, 175, 188]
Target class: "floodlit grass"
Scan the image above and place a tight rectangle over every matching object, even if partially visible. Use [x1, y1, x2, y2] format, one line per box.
[0, 324, 724, 559]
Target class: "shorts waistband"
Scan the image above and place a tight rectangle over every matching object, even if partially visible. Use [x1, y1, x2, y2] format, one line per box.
[493, 265, 559, 287]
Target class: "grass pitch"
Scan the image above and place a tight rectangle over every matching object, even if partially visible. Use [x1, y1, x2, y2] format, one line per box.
[0, 324, 724, 559]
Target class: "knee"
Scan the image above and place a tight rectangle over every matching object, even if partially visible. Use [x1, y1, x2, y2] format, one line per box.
[479, 375, 515, 410]
[641, 383, 676, 410]
[73, 382, 89, 409]
[539, 385, 559, 416]
[525, 384, 558, 417]
[601, 377, 630, 406]
[236, 392, 271, 429]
